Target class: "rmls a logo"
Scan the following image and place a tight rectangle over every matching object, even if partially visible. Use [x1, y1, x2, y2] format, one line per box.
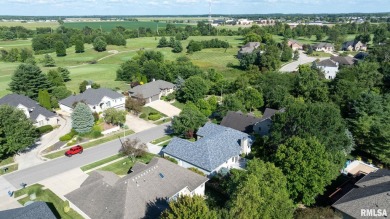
[361, 209, 388, 217]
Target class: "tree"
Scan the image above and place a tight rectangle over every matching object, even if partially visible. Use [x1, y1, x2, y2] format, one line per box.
[172, 105, 207, 137]
[93, 36, 107, 52]
[71, 102, 94, 134]
[281, 45, 293, 62]
[47, 69, 65, 87]
[239, 52, 258, 70]
[169, 37, 176, 47]
[293, 50, 299, 61]
[227, 159, 295, 219]
[0, 105, 38, 158]
[38, 89, 52, 110]
[161, 195, 217, 219]
[57, 67, 71, 82]
[195, 99, 212, 117]
[51, 86, 72, 100]
[244, 32, 261, 44]
[274, 137, 339, 205]
[43, 54, 56, 67]
[293, 65, 329, 103]
[307, 46, 313, 55]
[125, 96, 145, 115]
[9, 64, 51, 99]
[157, 36, 169, 48]
[103, 108, 127, 126]
[119, 138, 147, 158]
[172, 40, 183, 53]
[236, 87, 264, 112]
[259, 44, 281, 71]
[178, 76, 209, 103]
[79, 80, 89, 93]
[218, 94, 245, 116]
[75, 40, 85, 53]
[116, 60, 141, 81]
[19, 48, 33, 63]
[315, 32, 324, 41]
[55, 41, 66, 57]
[186, 40, 203, 53]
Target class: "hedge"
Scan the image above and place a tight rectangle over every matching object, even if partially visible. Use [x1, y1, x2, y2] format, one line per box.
[59, 129, 77, 141]
[148, 114, 162, 121]
[37, 125, 53, 134]
[139, 113, 147, 119]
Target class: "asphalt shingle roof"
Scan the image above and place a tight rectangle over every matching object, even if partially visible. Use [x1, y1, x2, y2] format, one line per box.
[0, 201, 56, 219]
[129, 80, 174, 99]
[331, 55, 355, 66]
[313, 42, 334, 49]
[316, 59, 338, 67]
[332, 169, 390, 219]
[0, 94, 56, 121]
[65, 158, 208, 219]
[59, 88, 123, 108]
[238, 42, 260, 54]
[220, 111, 262, 133]
[162, 123, 252, 172]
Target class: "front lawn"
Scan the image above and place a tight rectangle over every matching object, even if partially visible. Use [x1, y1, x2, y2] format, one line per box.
[171, 101, 185, 110]
[140, 106, 167, 121]
[98, 153, 155, 176]
[81, 153, 125, 172]
[0, 156, 14, 167]
[15, 184, 83, 219]
[150, 135, 173, 145]
[0, 163, 18, 175]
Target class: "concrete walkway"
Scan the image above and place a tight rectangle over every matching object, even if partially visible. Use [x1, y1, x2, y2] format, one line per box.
[125, 114, 157, 133]
[0, 176, 20, 211]
[146, 100, 181, 117]
[280, 50, 328, 72]
[14, 115, 72, 170]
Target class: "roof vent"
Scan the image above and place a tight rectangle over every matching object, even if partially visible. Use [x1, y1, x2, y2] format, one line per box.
[159, 173, 165, 179]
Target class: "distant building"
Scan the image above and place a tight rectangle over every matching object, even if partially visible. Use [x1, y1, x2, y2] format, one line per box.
[237, 19, 253, 25]
[237, 42, 260, 59]
[287, 39, 303, 51]
[64, 18, 101, 22]
[0, 94, 58, 127]
[312, 43, 334, 52]
[128, 79, 175, 104]
[342, 40, 367, 51]
[59, 87, 125, 113]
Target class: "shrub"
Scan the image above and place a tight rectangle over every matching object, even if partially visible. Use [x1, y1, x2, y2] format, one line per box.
[92, 112, 99, 122]
[148, 114, 162, 121]
[139, 113, 147, 119]
[59, 134, 72, 142]
[164, 156, 178, 164]
[165, 92, 176, 101]
[37, 125, 53, 134]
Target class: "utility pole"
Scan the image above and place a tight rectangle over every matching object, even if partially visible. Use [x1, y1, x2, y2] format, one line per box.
[156, 23, 159, 35]
[137, 28, 140, 38]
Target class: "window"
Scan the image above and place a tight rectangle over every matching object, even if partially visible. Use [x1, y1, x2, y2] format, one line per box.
[38, 120, 44, 126]
[106, 101, 111, 107]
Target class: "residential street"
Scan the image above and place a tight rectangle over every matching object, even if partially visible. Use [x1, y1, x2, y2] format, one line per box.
[2, 123, 170, 190]
[14, 115, 72, 170]
[279, 50, 328, 72]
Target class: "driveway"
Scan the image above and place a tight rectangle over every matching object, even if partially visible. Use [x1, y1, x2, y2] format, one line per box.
[146, 100, 181, 117]
[0, 176, 20, 211]
[125, 114, 156, 133]
[280, 50, 328, 72]
[14, 115, 72, 170]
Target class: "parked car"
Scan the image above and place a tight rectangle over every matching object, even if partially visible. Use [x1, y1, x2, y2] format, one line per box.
[65, 145, 83, 157]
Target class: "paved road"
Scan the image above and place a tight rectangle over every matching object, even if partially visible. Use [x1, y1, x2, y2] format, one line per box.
[3, 123, 170, 189]
[280, 50, 328, 72]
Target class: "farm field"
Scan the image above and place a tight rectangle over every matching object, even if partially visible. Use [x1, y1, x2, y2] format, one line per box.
[63, 21, 187, 31]
[0, 21, 59, 29]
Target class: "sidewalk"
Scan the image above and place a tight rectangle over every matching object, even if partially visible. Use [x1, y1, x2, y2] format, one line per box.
[0, 176, 20, 211]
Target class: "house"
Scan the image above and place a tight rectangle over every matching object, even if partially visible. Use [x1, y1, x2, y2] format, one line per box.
[313, 59, 339, 79]
[0, 201, 56, 219]
[332, 169, 390, 219]
[287, 39, 303, 50]
[162, 123, 252, 176]
[59, 88, 125, 113]
[0, 94, 58, 127]
[342, 40, 367, 51]
[341, 160, 378, 176]
[354, 52, 369, 60]
[312, 43, 334, 52]
[330, 55, 356, 66]
[220, 108, 282, 136]
[237, 42, 260, 59]
[128, 79, 175, 104]
[65, 158, 208, 219]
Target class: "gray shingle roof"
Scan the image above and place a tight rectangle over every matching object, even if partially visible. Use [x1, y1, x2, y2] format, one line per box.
[313, 42, 334, 49]
[0, 94, 56, 121]
[162, 123, 252, 172]
[332, 169, 390, 219]
[59, 88, 123, 108]
[316, 59, 338, 67]
[0, 201, 57, 219]
[330, 55, 355, 66]
[220, 111, 262, 133]
[65, 157, 208, 219]
[238, 42, 260, 54]
[129, 80, 175, 99]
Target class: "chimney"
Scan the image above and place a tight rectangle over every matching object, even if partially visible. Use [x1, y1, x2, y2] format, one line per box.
[240, 137, 250, 155]
[86, 84, 92, 90]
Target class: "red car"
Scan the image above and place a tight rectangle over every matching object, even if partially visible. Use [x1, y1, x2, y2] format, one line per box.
[65, 145, 83, 157]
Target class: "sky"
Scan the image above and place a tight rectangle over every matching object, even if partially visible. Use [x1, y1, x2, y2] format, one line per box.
[0, 0, 388, 16]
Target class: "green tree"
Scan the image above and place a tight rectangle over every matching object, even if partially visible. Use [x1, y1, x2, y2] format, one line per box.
[195, 99, 212, 117]
[172, 40, 183, 53]
[0, 105, 38, 158]
[55, 41, 66, 57]
[293, 65, 329, 103]
[157, 36, 169, 48]
[236, 87, 264, 112]
[79, 80, 89, 93]
[244, 32, 261, 44]
[218, 94, 245, 116]
[116, 60, 141, 81]
[169, 37, 176, 47]
[239, 52, 258, 70]
[51, 86, 72, 100]
[19, 48, 33, 63]
[103, 108, 127, 126]
[315, 32, 324, 41]
[75, 40, 85, 53]
[43, 54, 56, 67]
[93, 36, 107, 52]
[172, 105, 207, 136]
[178, 76, 209, 103]
[227, 159, 295, 219]
[293, 50, 299, 61]
[57, 67, 71, 82]
[259, 44, 281, 71]
[38, 89, 52, 110]
[281, 45, 293, 62]
[71, 102, 94, 134]
[274, 137, 339, 205]
[47, 69, 65, 87]
[161, 195, 217, 219]
[9, 64, 51, 99]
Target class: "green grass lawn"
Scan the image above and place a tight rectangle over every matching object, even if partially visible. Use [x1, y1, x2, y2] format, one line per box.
[43, 129, 135, 159]
[0, 156, 14, 167]
[0, 163, 18, 175]
[160, 140, 172, 147]
[15, 184, 83, 219]
[141, 106, 167, 121]
[150, 135, 173, 145]
[0, 39, 32, 49]
[0, 21, 59, 29]
[308, 51, 332, 58]
[98, 153, 155, 176]
[81, 153, 125, 172]
[154, 117, 172, 125]
[0, 62, 20, 97]
[63, 21, 186, 31]
[171, 101, 186, 110]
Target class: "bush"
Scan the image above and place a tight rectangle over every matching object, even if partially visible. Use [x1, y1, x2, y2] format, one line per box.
[164, 156, 178, 164]
[148, 113, 162, 121]
[37, 125, 53, 134]
[92, 112, 99, 122]
[59, 134, 72, 142]
[139, 113, 147, 119]
[165, 92, 176, 101]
